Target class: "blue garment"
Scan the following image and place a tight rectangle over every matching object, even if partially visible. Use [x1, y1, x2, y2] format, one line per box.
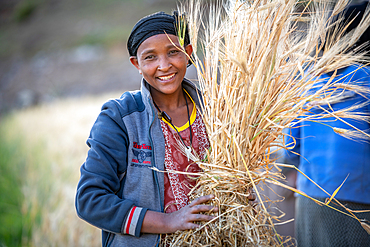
[285, 65, 370, 204]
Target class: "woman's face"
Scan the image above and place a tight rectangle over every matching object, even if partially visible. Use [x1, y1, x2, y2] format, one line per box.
[130, 34, 193, 97]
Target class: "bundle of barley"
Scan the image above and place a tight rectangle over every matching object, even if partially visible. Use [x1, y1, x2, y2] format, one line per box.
[163, 0, 370, 246]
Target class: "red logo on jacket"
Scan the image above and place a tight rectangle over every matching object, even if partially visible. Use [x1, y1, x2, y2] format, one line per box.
[132, 142, 152, 164]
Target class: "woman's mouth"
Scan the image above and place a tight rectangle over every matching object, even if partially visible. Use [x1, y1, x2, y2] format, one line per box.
[158, 73, 176, 81]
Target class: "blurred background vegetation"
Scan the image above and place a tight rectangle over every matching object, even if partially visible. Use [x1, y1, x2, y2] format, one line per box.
[0, 0, 187, 246]
[0, 0, 189, 115]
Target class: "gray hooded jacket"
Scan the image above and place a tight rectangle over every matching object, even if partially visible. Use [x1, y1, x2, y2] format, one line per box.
[75, 78, 202, 247]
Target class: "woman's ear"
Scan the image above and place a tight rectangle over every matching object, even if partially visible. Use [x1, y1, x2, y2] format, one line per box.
[185, 44, 193, 58]
[184, 44, 193, 66]
[130, 56, 142, 74]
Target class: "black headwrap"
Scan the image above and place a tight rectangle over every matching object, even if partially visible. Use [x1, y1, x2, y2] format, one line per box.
[127, 11, 190, 57]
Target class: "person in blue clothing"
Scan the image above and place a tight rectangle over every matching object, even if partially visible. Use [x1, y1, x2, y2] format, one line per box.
[75, 11, 219, 246]
[284, 2, 370, 246]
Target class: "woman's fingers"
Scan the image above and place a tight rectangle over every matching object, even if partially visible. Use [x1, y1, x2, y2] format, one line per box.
[190, 204, 218, 214]
[190, 212, 215, 222]
[189, 194, 215, 207]
[167, 194, 219, 231]
[187, 222, 202, 230]
[188, 195, 218, 215]
[183, 214, 214, 229]
[187, 195, 218, 223]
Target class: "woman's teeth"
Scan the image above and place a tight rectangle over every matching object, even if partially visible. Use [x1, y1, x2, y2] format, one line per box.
[158, 74, 175, 80]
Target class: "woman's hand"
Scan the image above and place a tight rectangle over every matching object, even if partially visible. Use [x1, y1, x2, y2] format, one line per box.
[166, 194, 218, 232]
[141, 194, 218, 234]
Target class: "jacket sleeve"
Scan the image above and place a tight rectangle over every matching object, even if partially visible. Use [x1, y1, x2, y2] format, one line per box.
[75, 99, 148, 237]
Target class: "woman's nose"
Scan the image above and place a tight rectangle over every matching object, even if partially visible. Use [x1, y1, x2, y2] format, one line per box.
[157, 56, 172, 71]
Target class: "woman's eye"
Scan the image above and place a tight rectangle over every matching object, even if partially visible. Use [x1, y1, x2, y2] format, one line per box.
[145, 55, 155, 60]
[169, 50, 179, 55]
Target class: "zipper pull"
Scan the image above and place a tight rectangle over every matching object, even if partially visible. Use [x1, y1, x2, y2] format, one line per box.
[161, 111, 172, 123]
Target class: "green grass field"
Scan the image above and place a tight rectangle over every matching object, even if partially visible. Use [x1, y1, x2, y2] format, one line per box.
[0, 93, 119, 246]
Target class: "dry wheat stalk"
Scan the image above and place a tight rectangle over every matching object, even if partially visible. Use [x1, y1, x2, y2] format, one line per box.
[163, 0, 370, 245]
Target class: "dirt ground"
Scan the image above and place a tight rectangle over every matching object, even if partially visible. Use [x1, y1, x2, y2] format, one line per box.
[0, 0, 198, 116]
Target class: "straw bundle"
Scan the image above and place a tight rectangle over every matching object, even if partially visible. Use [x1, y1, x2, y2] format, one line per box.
[163, 0, 370, 246]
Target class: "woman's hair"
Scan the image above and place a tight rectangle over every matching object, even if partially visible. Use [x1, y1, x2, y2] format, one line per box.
[127, 11, 190, 57]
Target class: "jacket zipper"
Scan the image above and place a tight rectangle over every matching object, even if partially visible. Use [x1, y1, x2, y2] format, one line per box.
[148, 100, 164, 211]
[148, 100, 163, 246]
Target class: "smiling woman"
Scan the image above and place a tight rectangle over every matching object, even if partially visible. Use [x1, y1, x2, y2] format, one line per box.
[130, 34, 193, 127]
[75, 11, 222, 247]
